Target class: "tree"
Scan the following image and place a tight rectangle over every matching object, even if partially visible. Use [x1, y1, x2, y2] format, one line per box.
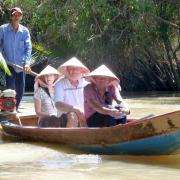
[1, 0, 179, 91]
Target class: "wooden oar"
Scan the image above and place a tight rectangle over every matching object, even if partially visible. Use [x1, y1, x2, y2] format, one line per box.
[7, 62, 38, 76]
[138, 114, 155, 120]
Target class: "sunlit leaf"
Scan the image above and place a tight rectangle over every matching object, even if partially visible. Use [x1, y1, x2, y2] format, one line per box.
[32, 44, 51, 55]
[0, 54, 11, 76]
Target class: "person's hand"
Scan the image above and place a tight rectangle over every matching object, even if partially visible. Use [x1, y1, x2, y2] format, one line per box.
[24, 64, 31, 74]
[73, 106, 85, 121]
[108, 108, 123, 119]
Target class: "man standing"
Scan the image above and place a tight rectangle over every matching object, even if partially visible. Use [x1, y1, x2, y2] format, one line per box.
[0, 7, 32, 112]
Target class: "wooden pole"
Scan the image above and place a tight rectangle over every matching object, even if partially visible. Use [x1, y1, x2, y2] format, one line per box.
[7, 62, 38, 76]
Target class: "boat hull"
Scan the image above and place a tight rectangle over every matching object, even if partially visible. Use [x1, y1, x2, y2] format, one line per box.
[72, 131, 180, 155]
[1, 110, 180, 155]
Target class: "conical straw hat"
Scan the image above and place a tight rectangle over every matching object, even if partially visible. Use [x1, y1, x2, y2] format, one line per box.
[84, 64, 119, 83]
[58, 57, 90, 75]
[36, 65, 61, 80]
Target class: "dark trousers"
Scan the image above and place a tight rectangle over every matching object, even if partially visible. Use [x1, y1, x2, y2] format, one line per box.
[38, 114, 68, 127]
[6, 66, 25, 110]
[87, 112, 127, 128]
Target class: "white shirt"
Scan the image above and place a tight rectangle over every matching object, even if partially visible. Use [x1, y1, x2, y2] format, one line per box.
[54, 77, 87, 117]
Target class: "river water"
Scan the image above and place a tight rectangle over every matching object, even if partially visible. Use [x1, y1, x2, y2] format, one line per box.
[0, 92, 180, 180]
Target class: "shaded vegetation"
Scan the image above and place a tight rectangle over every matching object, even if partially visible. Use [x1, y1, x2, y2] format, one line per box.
[0, 0, 180, 91]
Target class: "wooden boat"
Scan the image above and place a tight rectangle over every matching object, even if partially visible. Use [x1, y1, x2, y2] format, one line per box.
[1, 110, 180, 155]
[0, 112, 16, 120]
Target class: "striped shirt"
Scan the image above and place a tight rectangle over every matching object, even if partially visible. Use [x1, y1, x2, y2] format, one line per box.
[54, 78, 87, 117]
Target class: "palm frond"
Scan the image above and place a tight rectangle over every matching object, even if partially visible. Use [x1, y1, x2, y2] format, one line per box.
[0, 54, 11, 76]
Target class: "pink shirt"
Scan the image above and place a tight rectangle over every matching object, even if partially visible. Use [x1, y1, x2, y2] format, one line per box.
[84, 83, 122, 119]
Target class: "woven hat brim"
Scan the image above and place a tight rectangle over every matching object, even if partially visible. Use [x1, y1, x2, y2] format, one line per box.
[84, 64, 119, 83]
[36, 65, 62, 80]
[57, 57, 90, 75]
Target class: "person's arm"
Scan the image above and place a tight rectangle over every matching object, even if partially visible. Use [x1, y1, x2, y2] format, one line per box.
[84, 84, 123, 118]
[34, 98, 49, 116]
[110, 84, 130, 114]
[55, 101, 85, 120]
[113, 85, 123, 104]
[34, 88, 49, 116]
[88, 98, 122, 119]
[23, 28, 32, 74]
[54, 80, 85, 120]
[55, 101, 78, 112]
[118, 100, 130, 115]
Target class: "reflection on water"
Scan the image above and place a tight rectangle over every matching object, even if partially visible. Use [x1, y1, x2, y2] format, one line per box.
[1, 142, 180, 180]
[0, 92, 180, 179]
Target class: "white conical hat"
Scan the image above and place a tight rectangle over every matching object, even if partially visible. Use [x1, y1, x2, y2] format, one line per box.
[36, 65, 61, 80]
[58, 57, 90, 75]
[84, 64, 119, 82]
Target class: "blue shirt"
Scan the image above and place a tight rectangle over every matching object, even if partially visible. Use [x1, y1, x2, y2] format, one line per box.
[0, 23, 32, 71]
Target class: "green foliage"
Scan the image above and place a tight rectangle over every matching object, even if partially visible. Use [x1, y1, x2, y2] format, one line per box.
[1, 0, 180, 90]
[32, 43, 51, 55]
[0, 57, 11, 76]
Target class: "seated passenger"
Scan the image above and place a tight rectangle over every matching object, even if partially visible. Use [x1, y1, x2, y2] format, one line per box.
[34, 65, 62, 127]
[84, 64, 130, 127]
[54, 57, 90, 127]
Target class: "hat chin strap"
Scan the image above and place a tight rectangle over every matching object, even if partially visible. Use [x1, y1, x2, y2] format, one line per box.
[52, 76, 64, 86]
